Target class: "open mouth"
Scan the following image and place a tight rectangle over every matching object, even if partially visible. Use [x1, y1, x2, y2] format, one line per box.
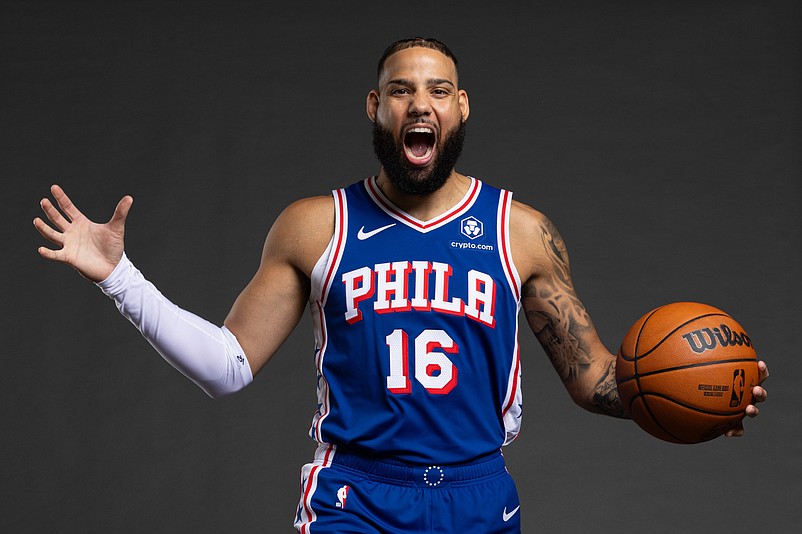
[403, 127, 436, 165]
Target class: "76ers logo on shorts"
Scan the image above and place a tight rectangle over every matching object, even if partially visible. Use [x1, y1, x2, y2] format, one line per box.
[336, 485, 350, 509]
[460, 216, 483, 239]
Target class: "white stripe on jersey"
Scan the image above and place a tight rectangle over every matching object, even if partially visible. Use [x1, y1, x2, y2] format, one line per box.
[365, 176, 482, 233]
[497, 189, 523, 443]
[309, 189, 348, 444]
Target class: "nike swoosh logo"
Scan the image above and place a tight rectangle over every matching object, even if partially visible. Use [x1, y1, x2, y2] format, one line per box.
[357, 223, 396, 240]
[502, 505, 520, 522]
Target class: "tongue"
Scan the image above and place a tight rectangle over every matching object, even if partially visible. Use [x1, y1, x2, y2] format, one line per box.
[411, 142, 428, 157]
[406, 132, 431, 158]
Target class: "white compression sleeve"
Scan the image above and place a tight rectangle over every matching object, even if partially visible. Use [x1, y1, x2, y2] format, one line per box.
[97, 253, 253, 398]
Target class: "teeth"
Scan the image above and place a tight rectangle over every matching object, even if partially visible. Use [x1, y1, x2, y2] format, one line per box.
[408, 127, 434, 134]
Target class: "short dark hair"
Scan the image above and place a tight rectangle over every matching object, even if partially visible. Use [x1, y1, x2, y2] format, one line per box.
[377, 37, 459, 80]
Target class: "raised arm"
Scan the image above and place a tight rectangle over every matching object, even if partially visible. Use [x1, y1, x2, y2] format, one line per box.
[35, 185, 334, 396]
[510, 202, 626, 418]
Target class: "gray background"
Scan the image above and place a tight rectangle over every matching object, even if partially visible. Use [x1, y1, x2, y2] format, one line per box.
[3, 1, 800, 532]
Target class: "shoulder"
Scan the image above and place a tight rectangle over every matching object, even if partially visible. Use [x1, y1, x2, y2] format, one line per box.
[276, 195, 335, 228]
[508, 198, 570, 283]
[264, 194, 335, 277]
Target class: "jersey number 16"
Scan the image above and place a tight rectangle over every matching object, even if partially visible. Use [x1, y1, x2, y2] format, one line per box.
[385, 329, 458, 395]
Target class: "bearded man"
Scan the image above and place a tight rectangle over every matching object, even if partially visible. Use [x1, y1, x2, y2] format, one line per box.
[34, 38, 769, 533]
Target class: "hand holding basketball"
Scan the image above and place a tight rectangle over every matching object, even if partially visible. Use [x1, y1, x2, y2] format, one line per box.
[725, 358, 768, 437]
[615, 302, 768, 443]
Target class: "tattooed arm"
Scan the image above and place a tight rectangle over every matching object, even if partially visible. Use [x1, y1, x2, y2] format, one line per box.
[510, 201, 628, 418]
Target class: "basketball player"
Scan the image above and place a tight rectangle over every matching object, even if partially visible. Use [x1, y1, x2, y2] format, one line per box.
[34, 38, 769, 533]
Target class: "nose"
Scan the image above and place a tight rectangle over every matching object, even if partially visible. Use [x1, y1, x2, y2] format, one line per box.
[408, 92, 432, 117]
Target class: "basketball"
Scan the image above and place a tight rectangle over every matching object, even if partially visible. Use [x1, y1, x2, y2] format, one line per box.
[615, 302, 758, 444]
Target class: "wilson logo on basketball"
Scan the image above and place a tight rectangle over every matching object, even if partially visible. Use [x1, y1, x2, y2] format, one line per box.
[681, 324, 752, 354]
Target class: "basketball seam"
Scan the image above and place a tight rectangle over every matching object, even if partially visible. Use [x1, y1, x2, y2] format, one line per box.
[631, 307, 661, 428]
[616, 356, 757, 385]
[621, 312, 731, 362]
[630, 391, 749, 417]
[630, 308, 733, 443]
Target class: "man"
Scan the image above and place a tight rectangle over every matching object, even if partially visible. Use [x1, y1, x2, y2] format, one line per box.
[34, 38, 768, 533]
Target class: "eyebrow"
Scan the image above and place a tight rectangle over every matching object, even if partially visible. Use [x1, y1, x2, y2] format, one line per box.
[385, 78, 456, 89]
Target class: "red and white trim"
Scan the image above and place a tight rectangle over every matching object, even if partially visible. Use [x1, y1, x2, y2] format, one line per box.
[498, 188, 523, 443]
[318, 188, 348, 306]
[497, 189, 521, 302]
[501, 328, 522, 444]
[295, 444, 337, 533]
[364, 176, 482, 233]
[308, 189, 348, 449]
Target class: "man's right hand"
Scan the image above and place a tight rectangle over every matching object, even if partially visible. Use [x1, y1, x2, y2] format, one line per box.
[34, 184, 133, 283]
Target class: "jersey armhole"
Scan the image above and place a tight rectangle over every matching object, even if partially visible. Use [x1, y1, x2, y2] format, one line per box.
[497, 189, 522, 302]
[310, 188, 348, 305]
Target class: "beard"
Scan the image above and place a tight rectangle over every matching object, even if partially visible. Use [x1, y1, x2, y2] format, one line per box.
[372, 119, 466, 195]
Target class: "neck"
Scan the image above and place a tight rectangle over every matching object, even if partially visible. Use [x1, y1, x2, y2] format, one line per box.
[375, 169, 470, 221]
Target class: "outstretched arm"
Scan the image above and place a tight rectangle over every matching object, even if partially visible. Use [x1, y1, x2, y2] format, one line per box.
[223, 195, 335, 375]
[511, 203, 626, 418]
[34, 186, 333, 396]
[35, 185, 254, 397]
[512, 201, 769, 433]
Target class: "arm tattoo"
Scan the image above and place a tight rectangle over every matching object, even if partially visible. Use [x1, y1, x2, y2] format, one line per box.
[524, 219, 592, 381]
[524, 218, 627, 418]
[593, 359, 627, 418]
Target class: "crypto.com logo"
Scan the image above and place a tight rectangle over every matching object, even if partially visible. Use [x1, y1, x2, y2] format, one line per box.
[460, 216, 483, 240]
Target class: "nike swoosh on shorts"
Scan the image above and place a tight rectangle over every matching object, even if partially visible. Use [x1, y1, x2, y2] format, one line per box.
[503, 505, 520, 522]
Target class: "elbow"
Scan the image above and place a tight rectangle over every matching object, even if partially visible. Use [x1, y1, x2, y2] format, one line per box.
[569, 390, 600, 413]
[566, 383, 598, 412]
[567, 375, 629, 418]
[198, 380, 249, 400]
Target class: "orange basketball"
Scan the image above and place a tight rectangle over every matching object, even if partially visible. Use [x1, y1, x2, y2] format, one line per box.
[615, 302, 758, 444]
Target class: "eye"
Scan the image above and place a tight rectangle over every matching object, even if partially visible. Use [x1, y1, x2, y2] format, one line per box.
[431, 88, 451, 97]
[390, 88, 410, 96]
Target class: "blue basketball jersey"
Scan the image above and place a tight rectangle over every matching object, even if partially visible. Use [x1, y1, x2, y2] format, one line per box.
[308, 176, 522, 464]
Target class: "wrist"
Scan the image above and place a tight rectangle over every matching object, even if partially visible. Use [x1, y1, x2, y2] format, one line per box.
[96, 253, 133, 295]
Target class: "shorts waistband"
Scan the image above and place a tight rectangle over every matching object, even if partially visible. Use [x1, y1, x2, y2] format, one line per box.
[330, 448, 507, 488]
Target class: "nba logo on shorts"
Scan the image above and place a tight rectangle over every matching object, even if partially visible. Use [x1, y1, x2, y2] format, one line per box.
[461, 216, 483, 239]
[336, 485, 349, 509]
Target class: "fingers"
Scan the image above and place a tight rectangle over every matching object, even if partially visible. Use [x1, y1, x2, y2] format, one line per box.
[745, 402, 760, 418]
[725, 424, 745, 438]
[725, 361, 768, 438]
[33, 216, 64, 247]
[39, 197, 69, 231]
[50, 184, 84, 222]
[750, 360, 768, 413]
[36, 244, 64, 262]
[747, 382, 765, 415]
[109, 195, 133, 231]
[757, 360, 769, 384]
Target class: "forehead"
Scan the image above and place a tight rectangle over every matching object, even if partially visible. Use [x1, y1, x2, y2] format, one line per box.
[378, 47, 458, 87]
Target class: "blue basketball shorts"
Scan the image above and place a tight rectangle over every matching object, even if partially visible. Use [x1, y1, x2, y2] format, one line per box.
[294, 445, 521, 533]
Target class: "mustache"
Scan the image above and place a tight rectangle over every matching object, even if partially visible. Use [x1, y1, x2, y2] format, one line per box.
[371, 119, 467, 196]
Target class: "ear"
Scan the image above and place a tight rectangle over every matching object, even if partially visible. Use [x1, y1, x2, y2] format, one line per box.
[366, 90, 380, 123]
[458, 89, 470, 122]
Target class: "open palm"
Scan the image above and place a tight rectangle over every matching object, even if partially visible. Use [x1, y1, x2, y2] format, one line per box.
[34, 185, 133, 283]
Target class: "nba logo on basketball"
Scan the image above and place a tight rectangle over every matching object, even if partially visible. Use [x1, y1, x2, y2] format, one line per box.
[730, 369, 746, 407]
[336, 485, 349, 509]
